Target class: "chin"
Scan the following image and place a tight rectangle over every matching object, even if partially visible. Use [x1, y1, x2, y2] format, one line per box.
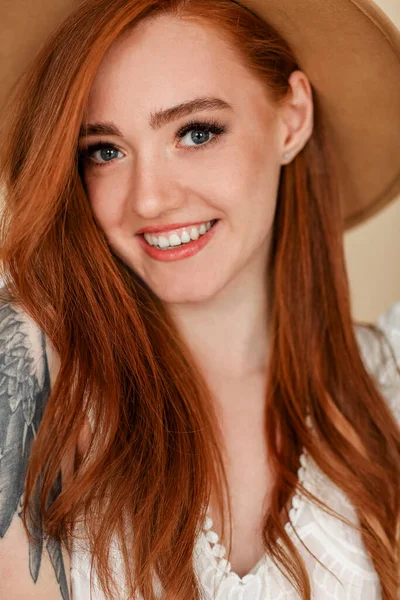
[147, 279, 219, 305]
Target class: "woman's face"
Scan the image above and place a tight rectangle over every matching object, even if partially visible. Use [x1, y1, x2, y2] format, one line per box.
[79, 15, 288, 304]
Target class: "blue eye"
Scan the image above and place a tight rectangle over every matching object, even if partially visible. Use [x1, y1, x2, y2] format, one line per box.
[79, 143, 124, 167]
[175, 119, 228, 150]
[94, 147, 122, 162]
[78, 118, 228, 168]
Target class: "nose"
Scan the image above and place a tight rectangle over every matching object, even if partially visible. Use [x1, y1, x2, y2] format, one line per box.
[128, 153, 186, 221]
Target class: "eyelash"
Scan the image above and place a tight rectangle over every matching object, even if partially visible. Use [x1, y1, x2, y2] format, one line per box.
[78, 118, 229, 168]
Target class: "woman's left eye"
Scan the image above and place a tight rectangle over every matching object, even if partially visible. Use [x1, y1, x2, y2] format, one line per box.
[175, 119, 228, 150]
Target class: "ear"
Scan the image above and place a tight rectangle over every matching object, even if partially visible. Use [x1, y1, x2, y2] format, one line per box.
[279, 70, 314, 163]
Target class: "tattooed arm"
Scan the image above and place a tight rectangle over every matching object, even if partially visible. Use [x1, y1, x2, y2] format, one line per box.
[0, 300, 71, 599]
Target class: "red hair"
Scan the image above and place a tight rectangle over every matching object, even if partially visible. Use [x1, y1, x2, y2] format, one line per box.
[0, 0, 399, 598]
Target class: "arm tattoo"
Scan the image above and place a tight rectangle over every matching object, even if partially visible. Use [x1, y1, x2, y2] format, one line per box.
[0, 301, 70, 600]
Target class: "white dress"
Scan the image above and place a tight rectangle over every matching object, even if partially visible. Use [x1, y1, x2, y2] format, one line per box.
[67, 301, 400, 600]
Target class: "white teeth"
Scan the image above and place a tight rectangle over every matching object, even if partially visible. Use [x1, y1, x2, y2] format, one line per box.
[157, 236, 170, 249]
[143, 220, 215, 249]
[168, 233, 182, 247]
[181, 231, 191, 243]
[189, 227, 199, 241]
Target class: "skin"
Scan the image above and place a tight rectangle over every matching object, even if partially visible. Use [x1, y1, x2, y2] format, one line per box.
[79, 14, 314, 381]
[0, 302, 71, 599]
[78, 14, 314, 578]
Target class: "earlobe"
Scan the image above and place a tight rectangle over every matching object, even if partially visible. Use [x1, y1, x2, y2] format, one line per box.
[282, 151, 293, 164]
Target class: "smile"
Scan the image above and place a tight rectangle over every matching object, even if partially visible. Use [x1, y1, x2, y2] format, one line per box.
[143, 219, 217, 249]
[137, 219, 220, 262]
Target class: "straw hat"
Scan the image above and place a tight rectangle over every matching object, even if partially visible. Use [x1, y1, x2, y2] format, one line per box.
[1, 0, 400, 231]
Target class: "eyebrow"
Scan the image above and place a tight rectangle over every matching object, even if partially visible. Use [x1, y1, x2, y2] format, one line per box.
[78, 96, 233, 139]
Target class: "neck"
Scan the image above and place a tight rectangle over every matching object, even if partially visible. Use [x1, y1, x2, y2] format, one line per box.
[165, 263, 271, 381]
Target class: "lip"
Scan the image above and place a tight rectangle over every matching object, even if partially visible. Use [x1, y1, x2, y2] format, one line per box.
[136, 220, 215, 235]
[137, 219, 221, 262]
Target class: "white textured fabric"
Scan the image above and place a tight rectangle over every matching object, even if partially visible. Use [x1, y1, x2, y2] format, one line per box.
[70, 302, 400, 600]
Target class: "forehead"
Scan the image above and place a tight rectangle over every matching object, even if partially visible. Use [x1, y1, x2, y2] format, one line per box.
[86, 15, 268, 119]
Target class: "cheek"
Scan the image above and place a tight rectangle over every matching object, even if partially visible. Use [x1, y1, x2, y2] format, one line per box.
[229, 162, 280, 248]
[84, 173, 127, 230]
[218, 129, 280, 197]
[229, 152, 280, 220]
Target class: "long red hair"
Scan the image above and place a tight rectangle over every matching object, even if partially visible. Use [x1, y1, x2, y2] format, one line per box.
[0, 0, 399, 598]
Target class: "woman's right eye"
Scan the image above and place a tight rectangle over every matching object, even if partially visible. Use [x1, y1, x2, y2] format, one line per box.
[80, 143, 125, 168]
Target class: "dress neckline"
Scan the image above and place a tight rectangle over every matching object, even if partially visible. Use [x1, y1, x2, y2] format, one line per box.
[200, 446, 308, 585]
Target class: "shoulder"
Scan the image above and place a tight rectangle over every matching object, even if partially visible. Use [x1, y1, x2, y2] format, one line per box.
[0, 296, 53, 492]
[354, 300, 400, 376]
[0, 294, 47, 380]
[0, 291, 71, 598]
[0, 294, 59, 427]
[354, 300, 400, 424]
[375, 301, 400, 354]
[0, 292, 60, 390]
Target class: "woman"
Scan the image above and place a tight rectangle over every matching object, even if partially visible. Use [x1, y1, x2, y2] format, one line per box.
[0, 0, 399, 598]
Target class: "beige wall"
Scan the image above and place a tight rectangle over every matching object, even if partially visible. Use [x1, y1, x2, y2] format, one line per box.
[374, 0, 400, 24]
[345, 0, 400, 322]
